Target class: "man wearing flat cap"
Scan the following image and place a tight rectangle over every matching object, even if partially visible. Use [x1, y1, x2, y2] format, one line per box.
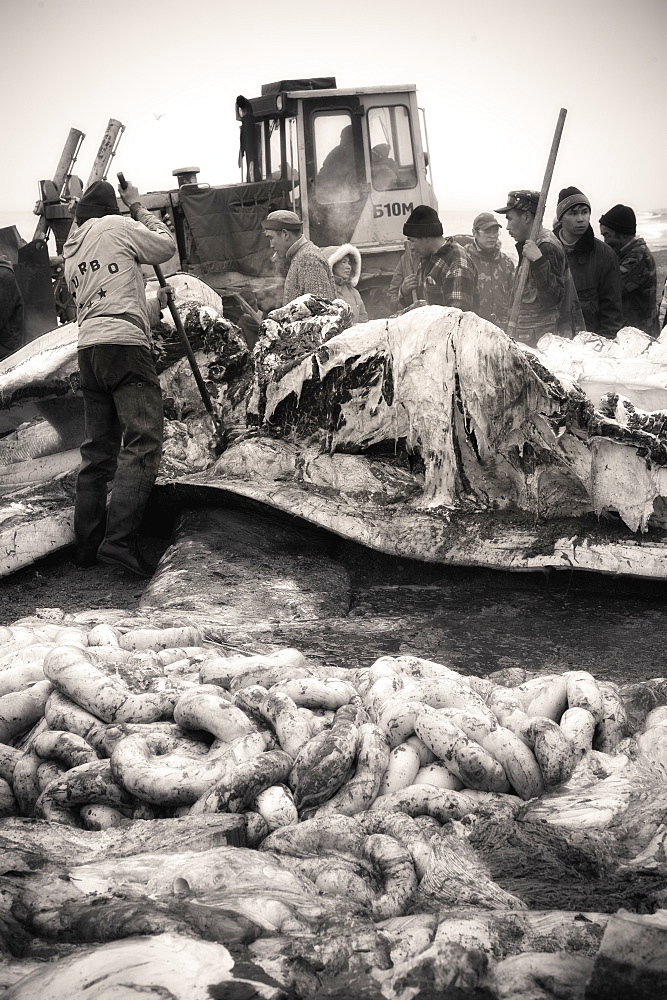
[497, 190, 583, 346]
[554, 187, 622, 339]
[464, 213, 515, 330]
[262, 210, 335, 306]
[599, 204, 658, 336]
[397, 206, 478, 313]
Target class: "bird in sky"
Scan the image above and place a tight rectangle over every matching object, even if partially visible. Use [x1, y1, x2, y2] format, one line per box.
[153, 112, 166, 121]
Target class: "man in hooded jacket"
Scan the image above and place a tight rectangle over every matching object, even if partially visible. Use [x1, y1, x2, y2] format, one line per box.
[554, 187, 622, 339]
[0, 255, 23, 361]
[63, 178, 176, 577]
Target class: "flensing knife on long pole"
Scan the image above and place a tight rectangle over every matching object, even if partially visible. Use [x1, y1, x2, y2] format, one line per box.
[117, 172, 220, 430]
[506, 108, 568, 339]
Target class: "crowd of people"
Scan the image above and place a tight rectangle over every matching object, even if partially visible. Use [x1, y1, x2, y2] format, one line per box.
[2, 176, 665, 582]
[260, 190, 665, 347]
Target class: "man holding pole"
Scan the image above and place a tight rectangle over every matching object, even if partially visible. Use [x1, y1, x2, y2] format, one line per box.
[63, 177, 176, 577]
[496, 189, 582, 347]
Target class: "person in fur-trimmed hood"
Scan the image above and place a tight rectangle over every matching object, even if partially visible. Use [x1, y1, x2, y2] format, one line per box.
[322, 244, 368, 324]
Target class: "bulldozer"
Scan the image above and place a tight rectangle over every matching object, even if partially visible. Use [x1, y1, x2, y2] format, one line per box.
[1, 118, 126, 344]
[18, 77, 436, 340]
[177, 76, 437, 320]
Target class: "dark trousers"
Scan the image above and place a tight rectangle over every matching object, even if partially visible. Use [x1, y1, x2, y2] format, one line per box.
[75, 344, 163, 557]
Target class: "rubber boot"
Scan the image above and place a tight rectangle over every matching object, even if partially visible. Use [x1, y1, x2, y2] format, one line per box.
[97, 486, 157, 578]
[73, 489, 108, 567]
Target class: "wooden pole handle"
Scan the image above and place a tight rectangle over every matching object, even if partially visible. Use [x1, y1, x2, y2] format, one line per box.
[154, 264, 214, 416]
[506, 108, 567, 340]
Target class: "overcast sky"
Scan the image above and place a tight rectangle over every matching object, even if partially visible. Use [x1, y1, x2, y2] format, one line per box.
[2, 0, 665, 219]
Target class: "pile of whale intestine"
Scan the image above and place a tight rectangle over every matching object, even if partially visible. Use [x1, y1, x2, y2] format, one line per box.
[0, 611, 665, 996]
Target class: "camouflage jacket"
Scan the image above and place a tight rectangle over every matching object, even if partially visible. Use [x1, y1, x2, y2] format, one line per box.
[465, 241, 515, 330]
[617, 236, 659, 336]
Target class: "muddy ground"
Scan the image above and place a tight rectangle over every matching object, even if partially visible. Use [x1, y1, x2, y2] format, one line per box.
[0, 533, 172, 624]
[3, 501, 667, 686]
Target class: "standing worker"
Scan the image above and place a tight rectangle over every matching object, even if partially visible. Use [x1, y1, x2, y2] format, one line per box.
[496, 190, 583, 347]
[262, 210, 335, 306]
[598, 204, 659, 337]
[397, 206, 478, 312]
[554, 187, 622, 339]
[465, 213, 515, 330]
[0, 255, 24, 362]
[63, 177, 176, 577]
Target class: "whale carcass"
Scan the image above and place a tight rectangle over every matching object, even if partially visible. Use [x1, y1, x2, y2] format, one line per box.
[3, 277, 667, 577]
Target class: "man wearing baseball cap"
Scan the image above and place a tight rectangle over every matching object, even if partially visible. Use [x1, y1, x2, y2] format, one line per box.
[599, 204, 658, 336]
[397, 205, 478, 313]
[554, 187, 622, 339]
[496, 190, 583, 346]
[262, 210, 335, 306]
[464, 213, 515, 330]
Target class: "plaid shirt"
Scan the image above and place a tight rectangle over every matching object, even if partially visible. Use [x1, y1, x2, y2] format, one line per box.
[401, 238, 478, 312]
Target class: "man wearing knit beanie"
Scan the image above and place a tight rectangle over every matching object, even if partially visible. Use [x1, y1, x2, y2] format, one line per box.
[599, 204, 658, 336]
[262, 210, 335, 306]
[63, 176, 177, 577]
[554, 186, 622, 338]
[397, 205, 478, 313]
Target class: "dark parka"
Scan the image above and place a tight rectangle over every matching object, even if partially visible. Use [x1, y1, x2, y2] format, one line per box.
[555, 224, 623, 338]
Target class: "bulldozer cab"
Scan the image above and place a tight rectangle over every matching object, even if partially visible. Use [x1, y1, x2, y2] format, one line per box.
[15, 82, 436, 339]
[240, 78, 436, 250]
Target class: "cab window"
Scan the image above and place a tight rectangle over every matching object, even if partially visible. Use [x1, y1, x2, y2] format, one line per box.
[368, 106, 417, 191]
[313, 112, 360, 204]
